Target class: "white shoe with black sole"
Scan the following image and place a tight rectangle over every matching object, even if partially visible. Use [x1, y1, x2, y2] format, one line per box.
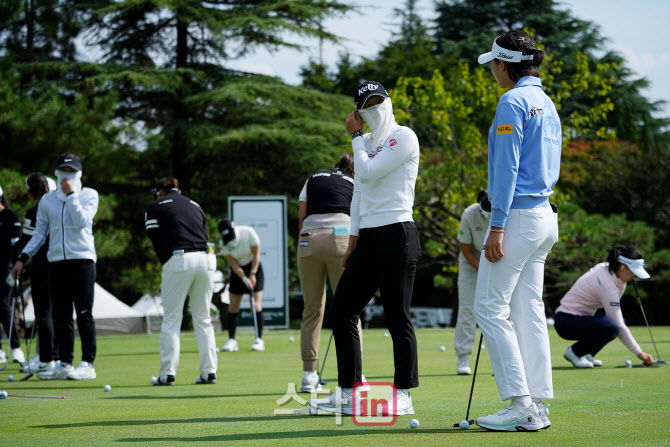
[301, 371, 323, 393]
[67, 361, 96, 380]
[37, 362, 73, 380]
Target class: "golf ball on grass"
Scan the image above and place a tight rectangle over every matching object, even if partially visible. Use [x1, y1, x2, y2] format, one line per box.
[103, 385, 111, 392]
[0, 391, 6, 399]
[440, 346, 446, 352]
[409, 418, 420, 428]
[459, 420, 470, 430]
[625, 360, 632, 368]
[384, 332, 389, 338]
[289, 336, 295, 342]
[150, 376, 158, 385]
[8, 375, 14, 382]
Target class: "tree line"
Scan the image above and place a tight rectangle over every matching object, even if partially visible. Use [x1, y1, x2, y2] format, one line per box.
[1, 0, 669, 323]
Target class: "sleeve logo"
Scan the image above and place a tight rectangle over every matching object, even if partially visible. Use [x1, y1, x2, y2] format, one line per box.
[496, 125, 513, 135]
[389, 139, 397, 147]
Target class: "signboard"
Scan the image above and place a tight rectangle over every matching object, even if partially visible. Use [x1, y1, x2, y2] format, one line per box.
[228, 196, 288, 328]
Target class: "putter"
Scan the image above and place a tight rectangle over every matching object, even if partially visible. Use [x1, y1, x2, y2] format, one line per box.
[453, 332, 484, 428]
[0, 281, 17, 372]
[249, 286, 260, 340]
[317, 332, 334, 387]
[632, 280, 669, 365]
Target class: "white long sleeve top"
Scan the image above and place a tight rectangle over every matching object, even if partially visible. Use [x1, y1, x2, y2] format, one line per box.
[349, 123, 419, 235]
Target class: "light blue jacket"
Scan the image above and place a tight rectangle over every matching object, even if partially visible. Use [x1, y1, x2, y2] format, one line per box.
[22, 188, 98, 263]
[487, 76, 561, 228]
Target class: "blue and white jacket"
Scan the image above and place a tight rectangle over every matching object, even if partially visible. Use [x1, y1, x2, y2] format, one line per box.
[487, 76, 561, 228]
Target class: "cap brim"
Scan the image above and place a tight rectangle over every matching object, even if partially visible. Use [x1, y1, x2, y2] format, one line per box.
[478, 52, 495, 64]
[55, 163, 82, 171]
[630, 266, 651, 279]
[357, 92, 390, 110]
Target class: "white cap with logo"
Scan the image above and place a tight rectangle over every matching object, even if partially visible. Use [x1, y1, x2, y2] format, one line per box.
[478, 40, 534, 64]
[619, 256, 651, 279]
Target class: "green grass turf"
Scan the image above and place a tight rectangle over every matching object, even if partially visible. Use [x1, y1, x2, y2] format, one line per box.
[1, 326, 669, 446]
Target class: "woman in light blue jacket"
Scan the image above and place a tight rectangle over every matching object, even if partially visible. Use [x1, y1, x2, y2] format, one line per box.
[473, 30, 561, 432]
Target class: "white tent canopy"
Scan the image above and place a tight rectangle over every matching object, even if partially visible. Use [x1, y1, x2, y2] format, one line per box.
[23, 283, 145, 334]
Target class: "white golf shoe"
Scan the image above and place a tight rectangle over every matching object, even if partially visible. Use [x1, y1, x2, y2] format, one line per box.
[0, 349, 6, 364]
[301, 371, 323, 393]
[67, 361, 97, 380]
[308, 387, 354, 414]
[221, 339, 239, 352]
[37, 362, 73, 380]
[25, 360, 55, 373]
[12, 347, 25, 363]
[457, 355, 472, 375]
[394, 389, 415, 415]
[535, 401, 551, 429]
[251, 338, 265, 351]
[563, 346, 594, 368]
[22, 354, 40, 372]
[584, 354, 602, 367]
[476, 402, 542, 432]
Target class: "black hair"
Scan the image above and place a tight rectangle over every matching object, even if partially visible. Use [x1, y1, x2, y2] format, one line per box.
[334, 153, 355, 177]
[607, 245, 644, 274]
[477, 189, 491, 212]
[26, 173, 49, 200]
[495, 30, 545, 82]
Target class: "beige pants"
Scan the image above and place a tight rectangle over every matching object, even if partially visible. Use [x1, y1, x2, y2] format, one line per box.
[298, 228, 363, 371]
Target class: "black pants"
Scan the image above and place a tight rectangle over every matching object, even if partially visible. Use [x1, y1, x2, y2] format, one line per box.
[49, 259, 96, 364]
[554, 311, 620, 357]
[0, 264, 20, 350]
[332, 222, 421, 389]
[31, 256, 58, 361]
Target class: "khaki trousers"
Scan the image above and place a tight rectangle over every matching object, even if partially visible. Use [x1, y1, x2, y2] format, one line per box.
[298, 228, 362, 371]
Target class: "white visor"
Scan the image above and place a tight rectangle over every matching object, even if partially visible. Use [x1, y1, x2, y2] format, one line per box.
[618, 256, 650, 279]
[478, 41, 534, 64]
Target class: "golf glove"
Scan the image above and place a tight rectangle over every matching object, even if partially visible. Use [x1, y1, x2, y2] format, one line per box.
[5, 274, 16, 287]
[242, 276, 251, 289]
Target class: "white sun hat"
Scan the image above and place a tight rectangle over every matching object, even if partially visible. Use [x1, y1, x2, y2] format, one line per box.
[478, 40, 534, 64]
[618, 255, 651, 279]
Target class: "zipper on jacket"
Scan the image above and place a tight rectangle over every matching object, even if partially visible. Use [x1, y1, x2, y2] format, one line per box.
[61, 202, 66, 260]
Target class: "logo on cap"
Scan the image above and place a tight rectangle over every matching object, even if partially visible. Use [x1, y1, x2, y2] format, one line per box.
[358, 83, 379, 96]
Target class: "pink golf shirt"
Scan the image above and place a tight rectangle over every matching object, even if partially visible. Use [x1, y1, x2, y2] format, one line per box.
[556, 262, 642, 355]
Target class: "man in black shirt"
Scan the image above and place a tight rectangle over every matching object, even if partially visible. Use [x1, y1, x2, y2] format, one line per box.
[145, 177, 218, 385]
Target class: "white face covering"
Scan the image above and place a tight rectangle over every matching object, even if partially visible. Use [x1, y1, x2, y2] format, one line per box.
[359, 98, 396, 149]
[55, 170, 82, 201]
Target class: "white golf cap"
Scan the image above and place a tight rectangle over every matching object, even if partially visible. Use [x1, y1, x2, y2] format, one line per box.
[478, 40, 534, 64]
[619, 255, 650, 279]
[0, 185, 3, 197]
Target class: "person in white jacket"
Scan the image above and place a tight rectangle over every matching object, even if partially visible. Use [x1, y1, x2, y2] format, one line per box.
[310, 81, 421, 416]
[11, 153, 99, 381]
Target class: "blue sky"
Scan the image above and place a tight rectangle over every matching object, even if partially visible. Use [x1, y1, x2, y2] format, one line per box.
[224, 0, 670, 118]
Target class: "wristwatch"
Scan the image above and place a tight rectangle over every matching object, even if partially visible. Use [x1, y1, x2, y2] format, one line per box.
[351, 129, 363, 139]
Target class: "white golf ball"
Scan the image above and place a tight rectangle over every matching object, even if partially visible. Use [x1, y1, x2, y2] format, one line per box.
[409, 418, 420, 428]
[103, 384, 111, 392]
[625, 360, 632, 368]
[150, 376, 158, 385]
[440, 345, 446, 352]
[459, 420, 470, 430]
[7, 375, 14, 382]
[289, 336, 295, 342]
[0, 391, 7, 398]
[384, 332, 389, 338]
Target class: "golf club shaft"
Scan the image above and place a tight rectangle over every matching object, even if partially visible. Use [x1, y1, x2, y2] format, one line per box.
[318, 332, 334, 384]
[249, 287, 259, 339]
[465, 332, 484, 421]
[8, 394, 65, 399]
[0, 283, 18, 371]
[632, 280, 662, 361]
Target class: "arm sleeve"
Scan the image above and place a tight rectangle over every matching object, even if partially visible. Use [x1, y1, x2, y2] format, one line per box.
[22, 200, 50, 261]
[457, 208, 473, 244]
[16, 209, 35, 252]
[248, 227, 261, 246]
[352, 130, 418, 183]
[9, 212, 21, 263]
[489, 103, 525, 228]
[600, 286, 642, 355]
[144, 207, 161, 253]
[65, 189, 98, 228]
[349, 180, 361, 236]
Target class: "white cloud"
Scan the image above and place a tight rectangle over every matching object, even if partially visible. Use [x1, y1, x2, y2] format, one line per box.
[614, 44, 657, 77]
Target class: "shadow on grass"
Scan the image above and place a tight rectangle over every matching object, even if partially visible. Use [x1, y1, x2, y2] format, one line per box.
[115, 428, 495, 442]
